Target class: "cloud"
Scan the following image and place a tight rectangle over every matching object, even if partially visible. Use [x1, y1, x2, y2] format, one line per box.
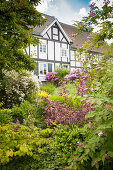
[36, 0, 53, 13]
[90, 0, 113, 8]
[36, 0, 88, 25]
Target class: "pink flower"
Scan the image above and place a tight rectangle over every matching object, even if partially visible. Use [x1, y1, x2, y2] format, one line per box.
[104, 104, 113, 109]
[97, 131, 104, 137]
[104, 154, 110, 159]
[94, 160, 98, 165]
[74, 157, 79, 162]
[89, 125, 94, 129]
[77, 142, 83, 147]
[73, 152, 77, 156]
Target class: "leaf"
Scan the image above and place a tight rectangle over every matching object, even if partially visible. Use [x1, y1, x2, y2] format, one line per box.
[108, 151, 113, 158]
[85, 112, 94, 118]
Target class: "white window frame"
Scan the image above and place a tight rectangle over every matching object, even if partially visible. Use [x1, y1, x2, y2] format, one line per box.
[61, 49, 67, 57]
[39, 63, 48, 75]
[40, 44, 47, 53]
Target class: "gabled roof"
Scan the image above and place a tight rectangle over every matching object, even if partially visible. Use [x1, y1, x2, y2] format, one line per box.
[33, 14, 106, 53]
[60, 22, 90, 49]
[33, 14, 55, 36]
[33, 14, 72, 43]
[60, 22, 107, 53]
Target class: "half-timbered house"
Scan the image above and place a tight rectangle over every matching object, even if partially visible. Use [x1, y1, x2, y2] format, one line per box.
[25, 14, 102, 81]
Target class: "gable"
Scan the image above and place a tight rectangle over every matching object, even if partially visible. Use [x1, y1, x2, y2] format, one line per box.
[43, 22, 68, 43]
[42, 19, 72, 44]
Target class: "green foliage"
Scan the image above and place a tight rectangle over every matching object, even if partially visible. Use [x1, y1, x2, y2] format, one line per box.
[40, 83, 55, 94]
[54, 66, 70, 82]
[37, 124, 86, 169]
[0, 0, 46, 72]
[0, 108, 12, 125]
[0, 123, 52, 167]
[0, 70, 40, 108]
[66, 83, 77, 96]
[31, 99, 47, 128]
[48, 94, 66, 103]
[10, 100, 35, 123]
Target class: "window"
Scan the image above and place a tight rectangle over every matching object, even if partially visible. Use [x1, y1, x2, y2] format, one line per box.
[39, 63, 47, 75]
[63, 65, 68, 68]
[52, 27, 59, 40]
[48, 63, 52, 72]
[61, 49, 67, 57]
[40, 44, 46, 53]
[53, 27, 58, 34]
[53, 35, 58, 40]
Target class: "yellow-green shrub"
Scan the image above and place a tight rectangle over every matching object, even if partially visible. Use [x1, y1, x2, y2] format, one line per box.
[0, 123, 52, 165]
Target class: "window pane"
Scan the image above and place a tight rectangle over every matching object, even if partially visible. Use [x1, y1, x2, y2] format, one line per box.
[62, 49, 67, 57]
[53, 35, 58, 40]
[53, 28, 58, 34]
[40, 45, 42, 52]
[48, 63, 52, 72]
[40, 63, 43, 74]
[43, 45, 46, 53]
[44, 64, 46, 74]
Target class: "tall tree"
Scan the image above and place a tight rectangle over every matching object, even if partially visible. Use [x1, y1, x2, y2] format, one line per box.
[0, 0, 46, 72]
[74, 0, 113, 54]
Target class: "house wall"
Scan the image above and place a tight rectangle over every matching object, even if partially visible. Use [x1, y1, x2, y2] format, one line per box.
[25, 20, 102, 82]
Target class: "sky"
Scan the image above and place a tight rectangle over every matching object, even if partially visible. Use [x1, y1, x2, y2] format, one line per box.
[36, 0, 113, 44]
[36, 0, 90, 25]
[36, 0, 113, 25]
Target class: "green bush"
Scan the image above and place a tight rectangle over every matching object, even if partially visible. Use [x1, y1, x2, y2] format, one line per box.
[66, 83, 77, 96]
[48, 94, 65, 103]
[10, 101, 35, 123]
[54, 66, 70, 82]
[40, 83, 55, 94]
[0, 123, 52, 168]
[36, 124, 85, 169]
[0, 70, 40, 108]
[0, 108, 12, 125]
[32, 99, 47, 128]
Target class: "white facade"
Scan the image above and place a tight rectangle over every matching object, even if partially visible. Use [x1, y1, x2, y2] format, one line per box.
[25, 15, 101, 81]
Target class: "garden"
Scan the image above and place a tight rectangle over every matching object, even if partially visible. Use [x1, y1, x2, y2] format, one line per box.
[0, 0, 113, 170]
[0, 63, 113, 169]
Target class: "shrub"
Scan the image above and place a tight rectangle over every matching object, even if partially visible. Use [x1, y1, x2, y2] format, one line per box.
[0, 108, 12, 125]
[46, 66, 70, 86]
[31, 99, 47, 128]
[54, 66, 70, 82]
[0, 123, 52, 167]
[37, 124, 86, 169]
[40, 83, 55, 94]
[42, 96, 87, 127]
[10, 101, 35, 123]
[46, 72, 59, 86]
[0, 70, 40, 108]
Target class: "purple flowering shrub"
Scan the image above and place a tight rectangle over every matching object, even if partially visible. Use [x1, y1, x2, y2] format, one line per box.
[42, 96, 87, 126]
[42, 69, 94, 127]
[41, 73, 94, 127]
[64, 69, 91, 86]
[46, 72, 59, 86]
[64, 69, 80, 83]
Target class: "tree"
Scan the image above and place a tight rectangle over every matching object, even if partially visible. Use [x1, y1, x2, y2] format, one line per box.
[0, 0, 46, 72]
[67, 1, 113, 169]
[74, 0, 113, 54]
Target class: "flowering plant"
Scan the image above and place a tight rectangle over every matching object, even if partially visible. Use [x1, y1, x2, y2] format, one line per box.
[46, 72, 59, 86]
